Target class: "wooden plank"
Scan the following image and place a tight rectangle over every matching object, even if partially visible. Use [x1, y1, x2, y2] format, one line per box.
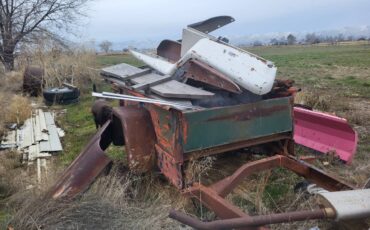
[131, 74, 172, 90]
[150, 80, 214, 99]
[101, 63, 150, 80]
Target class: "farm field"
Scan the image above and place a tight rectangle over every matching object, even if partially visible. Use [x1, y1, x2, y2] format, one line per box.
[1, 43, 369, 229]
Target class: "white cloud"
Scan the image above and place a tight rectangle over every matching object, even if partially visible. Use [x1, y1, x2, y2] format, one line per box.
[78, 0, 370, 48]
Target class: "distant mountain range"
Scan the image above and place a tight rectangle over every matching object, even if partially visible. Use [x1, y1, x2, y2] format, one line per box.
[231, 25, 370, 46]
[84, 25, 370, 51]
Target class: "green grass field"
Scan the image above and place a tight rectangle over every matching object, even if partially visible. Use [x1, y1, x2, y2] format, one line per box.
[248, 44, 370, 97]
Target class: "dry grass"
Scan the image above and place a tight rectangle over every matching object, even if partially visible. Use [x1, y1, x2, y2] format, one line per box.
[294, 90, 333, 111]
[4, 95, 32, 125]
[0, 93, 32, 137]
[18, 43, 99, 91]
[0, 70, 30, 135]
[4, 164, 188, 230]
[0, 71, 23, 93]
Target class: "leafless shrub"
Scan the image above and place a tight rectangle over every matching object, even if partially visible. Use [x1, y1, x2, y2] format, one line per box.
[0, 92, 32, 137]
[4, 95, 32, 125]
[185, 156, 215, 186]
[17, 40, 99, 91]
[0, 71, 23, 93]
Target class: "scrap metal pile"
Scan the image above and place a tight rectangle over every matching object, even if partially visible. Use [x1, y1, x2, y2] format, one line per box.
[48, 16, 369, 229]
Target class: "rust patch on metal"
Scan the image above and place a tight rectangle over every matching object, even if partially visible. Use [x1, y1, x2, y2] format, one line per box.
[207, 105, 288, 122]
[156, 144, 184, 189]
[180, 114, 189, 145]
[148, 106, 174, 154]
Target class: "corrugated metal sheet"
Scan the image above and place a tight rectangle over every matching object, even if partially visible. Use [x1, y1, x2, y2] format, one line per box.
[39, 112, 63, 152]
[1, 109, 63, 161]
[20, 118, 34, 149]
[28, 143, 51, 161]
[34, 109, 48, 142]
[0, 130, 17, 149]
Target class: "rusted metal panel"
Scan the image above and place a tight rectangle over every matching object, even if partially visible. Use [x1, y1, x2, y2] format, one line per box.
[157, 39, 181, 62]
[183, 59, 242, 94]
[182, 97, 293, 153]
[113, 106, 156, 173]
[156, 144, 183, 189]
[48, 121, 112, 199]
[148, 105, 177, 154]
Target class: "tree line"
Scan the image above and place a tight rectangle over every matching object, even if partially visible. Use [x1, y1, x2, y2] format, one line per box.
[253, 33, 370, 47]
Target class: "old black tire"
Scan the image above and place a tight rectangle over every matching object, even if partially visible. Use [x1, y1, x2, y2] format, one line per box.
[43, 87, 80, 105]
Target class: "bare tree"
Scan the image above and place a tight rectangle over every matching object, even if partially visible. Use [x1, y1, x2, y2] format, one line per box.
[0, 0, 90, 71]
[270, 38, 279, 46]
[335, 33, 345, 42]
[252, 40, 262, 47]
[287, 34, 296, 45]
[99, 40, 112, 53]
[305, 33, 320, 44]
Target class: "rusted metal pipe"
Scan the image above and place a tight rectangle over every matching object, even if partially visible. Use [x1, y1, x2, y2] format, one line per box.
[169, 209, 334, 230]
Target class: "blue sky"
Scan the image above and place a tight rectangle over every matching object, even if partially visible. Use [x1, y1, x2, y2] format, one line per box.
[79, 0, 370, 48]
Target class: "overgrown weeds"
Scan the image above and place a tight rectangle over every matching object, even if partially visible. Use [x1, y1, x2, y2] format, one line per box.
[5, 164, 185, 230]
[0, 92, 32, 137]
[18, 41, 99, 92]
[294, 90, 332, 111]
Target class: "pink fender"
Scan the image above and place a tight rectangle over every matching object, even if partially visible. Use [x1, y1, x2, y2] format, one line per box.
[293, 107, 358, 164]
